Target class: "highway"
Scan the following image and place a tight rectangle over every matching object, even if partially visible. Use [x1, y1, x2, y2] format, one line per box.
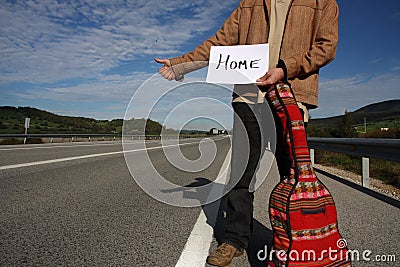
[0, 138, 399, 266]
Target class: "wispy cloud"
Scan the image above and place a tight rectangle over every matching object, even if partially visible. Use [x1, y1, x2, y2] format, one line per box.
[3, 0, 398, 124]
[0, 0, 239, 84]
[368, 58, 383, 64]
[5, 66, 234, 123]
[11, 72, 150, 103]
[311, 73, 400, 118]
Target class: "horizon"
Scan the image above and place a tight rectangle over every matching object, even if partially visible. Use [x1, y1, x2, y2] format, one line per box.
[0, 98, 400, 124]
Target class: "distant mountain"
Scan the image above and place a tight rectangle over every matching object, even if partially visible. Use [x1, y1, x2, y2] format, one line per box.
[310, 100, 400, 128]
[2, 101, 399, 136]
[0, 106, 171, 135]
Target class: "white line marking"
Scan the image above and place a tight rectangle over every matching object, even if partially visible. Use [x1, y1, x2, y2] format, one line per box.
[0, 137, 223, 151]
[175, 148, 231, 267]
[0, 140, 204, 171]
[0, 141, 133, 151]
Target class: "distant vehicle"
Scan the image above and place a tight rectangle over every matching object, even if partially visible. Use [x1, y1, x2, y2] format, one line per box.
[210, 128, 219, 135]
[209, 128, 228, 135]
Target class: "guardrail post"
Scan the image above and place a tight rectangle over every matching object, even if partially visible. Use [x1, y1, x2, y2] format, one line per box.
[310, 148, 315, 167]
[362, 157, 370, 188]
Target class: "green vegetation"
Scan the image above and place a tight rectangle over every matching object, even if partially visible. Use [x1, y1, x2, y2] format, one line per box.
[308, 100, 400, 138]
[315, 150, 400, 189]
[308, 99, 400, 189]
[0, 137, 43, 145]
[0, 106, 121, 134]
[0, 106, 176, 136]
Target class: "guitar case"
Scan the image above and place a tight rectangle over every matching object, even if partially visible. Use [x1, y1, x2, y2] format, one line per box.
[265, 83, 351, 267]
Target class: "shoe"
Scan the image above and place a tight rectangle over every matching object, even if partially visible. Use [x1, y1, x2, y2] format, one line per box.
[206, 243, 244, 266]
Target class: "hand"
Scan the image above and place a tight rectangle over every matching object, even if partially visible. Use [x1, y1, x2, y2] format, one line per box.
[154, 58, 177, 81]
[256, 68, 284, 86]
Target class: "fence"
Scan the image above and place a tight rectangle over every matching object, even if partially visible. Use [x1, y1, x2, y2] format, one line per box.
[1, 134, 399, 189]
[308, 138, 400, 188]
[0, 133, 209, 144]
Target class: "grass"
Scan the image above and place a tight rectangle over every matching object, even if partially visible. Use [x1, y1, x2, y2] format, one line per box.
[315, 150, 400, 189]
[354, 120, 400, 135]
[0, 138, 43, 145]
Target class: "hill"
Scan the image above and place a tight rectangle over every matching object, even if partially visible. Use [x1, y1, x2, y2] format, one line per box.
[2, 100, 399, 136]
[308, 100, 400, 137]
[0, 106, 169, 135]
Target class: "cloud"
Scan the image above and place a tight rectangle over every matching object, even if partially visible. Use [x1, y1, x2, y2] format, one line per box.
[9, 0, 397, 125]
[368, 58, 383, 64]
[311, 73, 400, 118]
[4, 66, 235, 125]
[121, 69, 234, 128]
[10, 72, 150, 103]
[0, 0, 239, 84]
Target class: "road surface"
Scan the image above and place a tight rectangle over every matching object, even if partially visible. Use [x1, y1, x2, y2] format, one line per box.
[0, 138, 398, 266]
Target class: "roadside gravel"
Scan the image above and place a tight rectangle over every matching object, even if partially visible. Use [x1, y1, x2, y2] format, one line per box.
[315, 164, 400, 201]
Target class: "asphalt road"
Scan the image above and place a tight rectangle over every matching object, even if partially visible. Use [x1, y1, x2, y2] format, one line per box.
[0, 138, 399, 267]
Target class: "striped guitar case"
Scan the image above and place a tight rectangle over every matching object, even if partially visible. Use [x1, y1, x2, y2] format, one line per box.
[265, 83, 351, 267]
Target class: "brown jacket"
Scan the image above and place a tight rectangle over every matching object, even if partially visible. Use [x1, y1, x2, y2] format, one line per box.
[169, 0, 339, 108]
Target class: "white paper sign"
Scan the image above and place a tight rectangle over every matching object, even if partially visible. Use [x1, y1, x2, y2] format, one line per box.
[206, 44, 269, 84]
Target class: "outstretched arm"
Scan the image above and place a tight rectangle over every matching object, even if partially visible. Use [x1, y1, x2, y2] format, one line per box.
[155, 1, 243, 81]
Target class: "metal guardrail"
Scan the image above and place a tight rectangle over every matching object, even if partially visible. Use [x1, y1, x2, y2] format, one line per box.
[1, 135, 398, 157]
[0, 133, 120, 138]
[308, 137, 400, 162]
[0, 134, 128, 144]
[1, 134, 398, 189]
[0, 133, 207, 143]
[308, 137, 400, 188]
[2, 135, 398, 156]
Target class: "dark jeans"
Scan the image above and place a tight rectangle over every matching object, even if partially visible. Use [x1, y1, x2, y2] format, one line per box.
[223, 101, 295, 250]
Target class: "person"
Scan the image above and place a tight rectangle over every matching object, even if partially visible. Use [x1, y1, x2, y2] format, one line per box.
[155, 0, 338, 266]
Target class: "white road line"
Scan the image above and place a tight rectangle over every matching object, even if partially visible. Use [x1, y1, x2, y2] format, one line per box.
[0, 141, 134, 151]
[0, 137, 224, 151]
[0, 140, 204, 171]
[175, 148, 231, 267]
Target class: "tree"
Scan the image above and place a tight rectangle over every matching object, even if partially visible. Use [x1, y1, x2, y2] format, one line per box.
[145, 119, 162, 136]
[0, 121, 7, 130]
[307, 124, 332, 137]
[335, 110, 357, 138]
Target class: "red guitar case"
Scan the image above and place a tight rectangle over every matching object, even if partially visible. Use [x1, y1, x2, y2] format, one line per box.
[265, 83, 351, 267]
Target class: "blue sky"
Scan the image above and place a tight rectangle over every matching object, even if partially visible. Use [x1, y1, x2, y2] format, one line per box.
[1, 0, 400, 129]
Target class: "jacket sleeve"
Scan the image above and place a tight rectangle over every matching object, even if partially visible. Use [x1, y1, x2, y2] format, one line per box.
[169, 1, 243, 80]
[282, 0, 339, 79]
